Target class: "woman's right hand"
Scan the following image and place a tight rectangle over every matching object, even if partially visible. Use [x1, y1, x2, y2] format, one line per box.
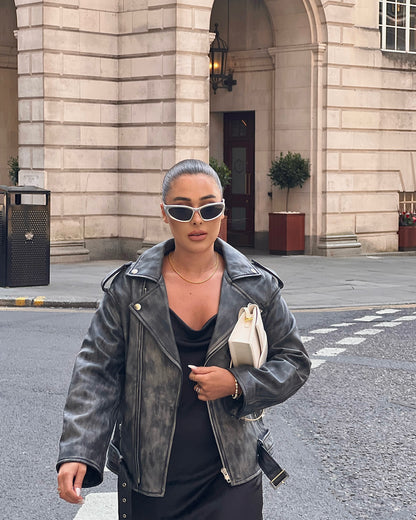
[57, 462, 87, 504]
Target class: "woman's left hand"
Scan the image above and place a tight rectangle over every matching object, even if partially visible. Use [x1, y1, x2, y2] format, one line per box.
[188, 366, 238, 401]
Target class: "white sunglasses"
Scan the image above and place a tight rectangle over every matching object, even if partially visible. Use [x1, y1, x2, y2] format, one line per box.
[163, 199, 225, 222]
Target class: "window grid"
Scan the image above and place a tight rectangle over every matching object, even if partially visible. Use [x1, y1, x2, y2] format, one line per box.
[399, 192, 416, 213]
[380, 0, 416, 53]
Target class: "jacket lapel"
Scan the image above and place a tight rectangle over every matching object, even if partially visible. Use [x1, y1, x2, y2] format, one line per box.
[130, 280, 181, 369]
[126, 238, 262, 367]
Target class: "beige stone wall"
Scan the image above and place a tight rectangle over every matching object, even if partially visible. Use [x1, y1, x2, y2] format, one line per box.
[9, 0, 416, 258]
[324, 0, 416, 253]
[16, 0, 46, 189]
[15, 0, 120, 257]
[45, 1, 119, 251]
[119, 1, 213, 249]
[0, 1, 18, 186]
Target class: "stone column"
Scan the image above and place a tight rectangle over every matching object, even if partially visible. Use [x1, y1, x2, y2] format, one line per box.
[15, 0, 45, 189]
[0, 1, 18, 186]
[118, 1, 212, 254]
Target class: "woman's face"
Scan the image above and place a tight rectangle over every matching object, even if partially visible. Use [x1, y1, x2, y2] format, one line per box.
[161, 173, 224, 253]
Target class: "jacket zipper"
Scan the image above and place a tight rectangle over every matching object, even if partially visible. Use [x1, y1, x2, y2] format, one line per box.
[205, 334, 234, 483]
[221, 467, 232, 484]
[134, 314, 144, 485]
[134, 283, 146, 485]
[207, 393, 233, 485]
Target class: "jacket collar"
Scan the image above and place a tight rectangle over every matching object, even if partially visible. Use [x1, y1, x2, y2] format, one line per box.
[126, 238, 261, 282]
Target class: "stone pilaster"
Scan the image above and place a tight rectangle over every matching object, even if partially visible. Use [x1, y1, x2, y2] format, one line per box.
[0, 1, 18, 186]
[118, 1, 212, 251]
[42, 0, 119, 260]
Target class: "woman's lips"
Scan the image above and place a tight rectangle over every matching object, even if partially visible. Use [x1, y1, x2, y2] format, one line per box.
[188, 231, 207, 240]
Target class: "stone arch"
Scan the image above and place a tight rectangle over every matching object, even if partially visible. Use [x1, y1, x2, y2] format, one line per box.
[264, 0, 328, 252]
[209, 0, 328, 252]
[263, 0, 327, 46]
[0, 0, 18, 186]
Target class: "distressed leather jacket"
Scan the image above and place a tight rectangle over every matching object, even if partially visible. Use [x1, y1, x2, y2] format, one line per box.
[57, 239, 310, 497]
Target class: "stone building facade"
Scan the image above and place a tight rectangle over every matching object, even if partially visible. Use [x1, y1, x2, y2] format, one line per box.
[1, 0, 415, 260]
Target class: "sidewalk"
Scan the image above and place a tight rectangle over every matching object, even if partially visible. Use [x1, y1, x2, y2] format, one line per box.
[1, 252, 416, 310]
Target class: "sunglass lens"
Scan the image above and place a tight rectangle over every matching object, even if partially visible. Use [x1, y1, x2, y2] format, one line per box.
[168, 207, 193, 221]
[200, 204, 224, 220]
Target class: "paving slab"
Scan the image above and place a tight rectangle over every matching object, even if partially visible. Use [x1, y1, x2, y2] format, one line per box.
[0, 252, 415, 310]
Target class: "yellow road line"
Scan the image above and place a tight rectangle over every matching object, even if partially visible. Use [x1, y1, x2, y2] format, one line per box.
[15, 297, 29, 306]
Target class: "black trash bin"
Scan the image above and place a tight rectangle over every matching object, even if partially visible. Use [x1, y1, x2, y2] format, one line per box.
[0, 186, 50, 287]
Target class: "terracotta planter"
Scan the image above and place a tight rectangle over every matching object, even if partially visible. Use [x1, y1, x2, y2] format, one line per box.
[218, 215, 228, 241]
[398, 226, 416, 251]
[269, 212, 305, 255]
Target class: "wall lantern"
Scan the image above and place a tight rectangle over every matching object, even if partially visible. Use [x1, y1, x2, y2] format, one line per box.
[209, 23, 236, 94]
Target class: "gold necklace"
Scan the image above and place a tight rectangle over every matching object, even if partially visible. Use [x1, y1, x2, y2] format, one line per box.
[168, 252, 219, 284]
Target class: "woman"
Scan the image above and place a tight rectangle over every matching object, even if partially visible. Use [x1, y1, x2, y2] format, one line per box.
[57, 159, 310, 519]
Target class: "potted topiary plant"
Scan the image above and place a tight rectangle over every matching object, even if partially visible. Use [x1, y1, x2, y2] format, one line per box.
[398, 210, 416, 251]
[268, 151, 310, 254]
[209, 157, 231, 241]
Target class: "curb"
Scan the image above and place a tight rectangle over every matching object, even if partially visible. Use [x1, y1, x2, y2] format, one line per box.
[0, 297, 100, 309]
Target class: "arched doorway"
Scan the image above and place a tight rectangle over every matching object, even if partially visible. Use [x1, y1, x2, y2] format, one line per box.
[209, 0, 326, 252]
[209, 0, 274, 248]
[0, 0, 18, 186]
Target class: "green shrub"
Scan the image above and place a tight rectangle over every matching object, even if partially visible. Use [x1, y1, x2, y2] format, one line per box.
[209, 157, 231, 189]
[8, 156, 19, 186]
[268, 152, 310, 211]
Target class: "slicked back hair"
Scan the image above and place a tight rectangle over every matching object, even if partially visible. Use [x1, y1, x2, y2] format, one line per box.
[162, 159, 223, 202]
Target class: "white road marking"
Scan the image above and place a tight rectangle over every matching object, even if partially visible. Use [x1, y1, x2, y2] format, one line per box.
[355, 328, 382, 335]
[315, 347, 346, 356]
[301, 336, 314, 343]
[331, 323, 354, 327]
[376, 309, 401, 314]
[354, 315, 382, 322]
[311, 347, 347, 369]
[311, 359, 326, 369]
[336, 337, 366, 345]
[310, 328, 337, 334]
[373, 321, 401, 328]
[393, 316, 416, 321]
[74, 492, 117, 519]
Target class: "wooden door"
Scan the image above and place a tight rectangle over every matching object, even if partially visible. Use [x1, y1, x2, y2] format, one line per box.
[223, 111, 255, 247]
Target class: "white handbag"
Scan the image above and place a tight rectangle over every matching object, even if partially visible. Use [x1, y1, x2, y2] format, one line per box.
[228, 303, 268, 368]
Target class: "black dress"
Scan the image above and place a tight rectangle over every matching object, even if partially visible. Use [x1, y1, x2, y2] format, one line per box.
[131, 310, 263, 520]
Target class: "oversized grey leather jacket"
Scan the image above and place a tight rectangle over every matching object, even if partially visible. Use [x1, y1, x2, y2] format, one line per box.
[57, 238, 310, 497]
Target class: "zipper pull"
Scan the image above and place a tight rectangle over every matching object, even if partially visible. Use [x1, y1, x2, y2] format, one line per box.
[221, 467, 231, 484]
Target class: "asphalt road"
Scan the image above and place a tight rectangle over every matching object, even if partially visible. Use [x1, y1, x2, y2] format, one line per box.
[0, 306, 415, 520]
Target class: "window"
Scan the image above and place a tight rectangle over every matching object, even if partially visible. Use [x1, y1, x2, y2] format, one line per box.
[379, 0, 416, 53]
[399, 192, 416, 213]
